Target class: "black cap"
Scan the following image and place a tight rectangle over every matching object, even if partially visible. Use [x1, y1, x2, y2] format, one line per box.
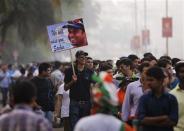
[75, 50, 88, 58]
[63, 22, 84, 30]
[63, 19, 84, 30]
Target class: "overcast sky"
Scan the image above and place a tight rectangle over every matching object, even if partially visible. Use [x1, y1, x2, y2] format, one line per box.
[58, 0, 184, 61]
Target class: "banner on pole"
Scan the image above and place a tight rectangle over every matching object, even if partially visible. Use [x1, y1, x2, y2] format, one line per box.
[47, 18, 88, 52]
[131, 35, 141, 50]
[162, 17, 172, 37]
[142, 29, 150, 45]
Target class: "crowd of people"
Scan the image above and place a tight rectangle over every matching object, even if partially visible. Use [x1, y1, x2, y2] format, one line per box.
[0, 50, 183, 131]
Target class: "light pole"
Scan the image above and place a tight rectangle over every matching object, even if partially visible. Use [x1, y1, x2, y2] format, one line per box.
[166, 0, 169, 56]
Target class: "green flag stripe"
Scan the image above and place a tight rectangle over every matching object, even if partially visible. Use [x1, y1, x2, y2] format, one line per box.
[120, 123, 125, 131]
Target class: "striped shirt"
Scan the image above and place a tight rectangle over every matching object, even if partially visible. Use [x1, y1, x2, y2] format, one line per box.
[0, 104, 53, 131]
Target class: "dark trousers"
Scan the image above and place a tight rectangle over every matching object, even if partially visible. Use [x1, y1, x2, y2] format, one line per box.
[69, 100, 91, 131]
[1, 88, 9, 106]
[63, 117, 70, 131]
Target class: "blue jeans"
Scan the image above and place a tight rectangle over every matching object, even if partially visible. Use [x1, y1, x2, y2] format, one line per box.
[69, 100, 91, 131]
[1, 88, 9, 106]
[44, 111, 53, 123]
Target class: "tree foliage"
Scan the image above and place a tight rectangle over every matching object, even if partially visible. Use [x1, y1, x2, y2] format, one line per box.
[0, 0, 55, 44]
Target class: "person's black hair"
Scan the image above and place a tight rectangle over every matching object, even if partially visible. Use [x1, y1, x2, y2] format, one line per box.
[143, 52, 153, 58]
[11, 81, 36, 104]
[93, 60, 100, 66]
[20, 67, 26, 75]
[75, 50, 88, 58]
[175, 61, 184, 75]
[38, 62, 51, 74]
[86, 57, 92, 60]
[157, 58, 172, 68]
[119, 56, 127, 60]
[106, 59, 113, 64]
[141, 57, 151, 63]
[116, 60, 121, 68]
[119, 58, 133, 69]
[160, 55, 172, 61]
[146, 66, 165, 80]
[54, 61, 62, 70]
[99, 63, 112, 72]
[138, 63, 150, 73]
[8, 64, 12, 69]
[128, 54, 139, 61]
[172, 58, 181, 67]
[148, 55, 157, 62]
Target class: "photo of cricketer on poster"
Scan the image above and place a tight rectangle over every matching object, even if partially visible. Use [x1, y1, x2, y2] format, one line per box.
[47, 18, 88, 52]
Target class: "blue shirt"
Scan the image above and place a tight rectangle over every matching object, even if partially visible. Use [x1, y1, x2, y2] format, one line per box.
[0, 71, 11, 88]
[122, 80, 143, 121]
[137, 91, 178, 131]
[170, 78, 179, 89]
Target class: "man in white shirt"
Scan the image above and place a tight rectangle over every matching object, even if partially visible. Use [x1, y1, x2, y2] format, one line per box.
[55, 83, 70, 131]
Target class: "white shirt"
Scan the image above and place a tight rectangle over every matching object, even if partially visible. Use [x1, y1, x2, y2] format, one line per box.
[33, 69, 38, 76]
[11, 69, 21, 78]
[51, 70, 64, 87]
[56, 83, 70, 118]
[51, 70, 64, 81]
[74, 113, 122, 131]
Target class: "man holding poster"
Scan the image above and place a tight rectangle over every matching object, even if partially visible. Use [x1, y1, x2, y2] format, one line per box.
[64, 50, 94, 131]
[63, 19, 88, 47]
[47, 18, 90, 131]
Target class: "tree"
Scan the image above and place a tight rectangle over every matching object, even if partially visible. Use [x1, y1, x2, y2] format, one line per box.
[0, 0, 55, 44]
[0, 0, 55, 63]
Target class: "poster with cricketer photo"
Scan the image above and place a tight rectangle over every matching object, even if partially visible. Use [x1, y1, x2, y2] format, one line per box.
[47, 18, 88, 52]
